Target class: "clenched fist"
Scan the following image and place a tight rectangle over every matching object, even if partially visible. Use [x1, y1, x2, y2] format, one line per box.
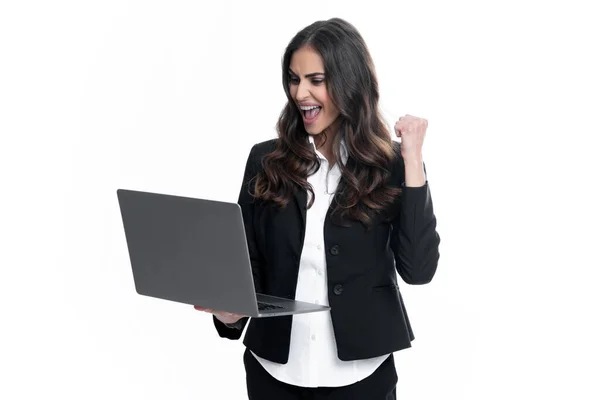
[394, 114, 428, 158]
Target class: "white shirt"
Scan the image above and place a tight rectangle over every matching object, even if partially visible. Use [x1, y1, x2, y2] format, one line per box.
[250, 135, 390, 387]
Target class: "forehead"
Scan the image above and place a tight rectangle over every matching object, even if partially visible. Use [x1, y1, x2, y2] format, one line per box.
[289, 46, 325, 73]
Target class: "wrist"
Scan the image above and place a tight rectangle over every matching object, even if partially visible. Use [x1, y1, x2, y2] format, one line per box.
[402, 151, 423, 163]
[402, 154, 423, 165]
[402, 155, 426, 187]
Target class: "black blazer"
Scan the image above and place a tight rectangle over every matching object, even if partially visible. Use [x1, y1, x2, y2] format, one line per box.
[213, 138, 440, 363]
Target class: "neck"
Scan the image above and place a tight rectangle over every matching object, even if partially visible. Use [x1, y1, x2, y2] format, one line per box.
[314, 135, 337, 167]
[315, 117, 341, 152]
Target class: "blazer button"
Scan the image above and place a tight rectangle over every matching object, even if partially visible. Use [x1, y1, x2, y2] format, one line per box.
[330, 245, 340, 256]
[333, 284, 344, 295]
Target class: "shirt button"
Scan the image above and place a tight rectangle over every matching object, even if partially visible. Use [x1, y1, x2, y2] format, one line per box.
[317, 244, 322, 250]
[318, 270, 323, 276]
[311, 334, 316, 341]
[330, 245, 340, 256]
[333, 284, 344, 295]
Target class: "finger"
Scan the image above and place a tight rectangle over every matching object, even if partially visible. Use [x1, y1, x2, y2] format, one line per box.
[194, 306, 214, 313]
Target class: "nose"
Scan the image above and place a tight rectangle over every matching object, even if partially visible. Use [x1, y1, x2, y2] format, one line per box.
[295, 80, 310, 102]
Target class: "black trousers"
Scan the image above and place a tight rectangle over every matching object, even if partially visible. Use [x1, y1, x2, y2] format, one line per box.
[243, 348, 398, 400]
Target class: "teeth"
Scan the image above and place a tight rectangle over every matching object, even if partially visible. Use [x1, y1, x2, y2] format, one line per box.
[300, 105, 321, 111]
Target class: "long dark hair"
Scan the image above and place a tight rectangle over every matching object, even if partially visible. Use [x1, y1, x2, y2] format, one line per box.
[254, 17, 402, 229]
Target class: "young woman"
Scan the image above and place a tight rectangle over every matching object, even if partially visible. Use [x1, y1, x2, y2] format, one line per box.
[195, 17, 440, 399]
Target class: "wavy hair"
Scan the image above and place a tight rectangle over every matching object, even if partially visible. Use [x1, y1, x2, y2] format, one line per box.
[254, 17, 402, 229]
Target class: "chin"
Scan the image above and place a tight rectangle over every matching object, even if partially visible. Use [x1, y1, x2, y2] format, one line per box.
[306, 125, 327, 135]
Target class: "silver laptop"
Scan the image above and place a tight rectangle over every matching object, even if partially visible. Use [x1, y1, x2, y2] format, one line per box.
[117, 188, 330, 317]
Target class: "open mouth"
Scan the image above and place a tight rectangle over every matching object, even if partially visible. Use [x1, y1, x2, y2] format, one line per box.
[301, 106, 321, 122]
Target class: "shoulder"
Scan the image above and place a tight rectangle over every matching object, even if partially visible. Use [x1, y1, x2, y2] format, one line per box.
[250, 138, 278, 157]
[391, 139, 401, 154]
[390, 140, 404, 169]
[389, 140, 405, 184]
[243, 138, 278, 173]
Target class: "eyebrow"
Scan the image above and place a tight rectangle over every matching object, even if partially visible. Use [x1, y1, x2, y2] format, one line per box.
[288, 69, 325, 78]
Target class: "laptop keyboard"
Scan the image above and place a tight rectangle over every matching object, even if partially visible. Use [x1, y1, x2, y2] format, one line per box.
[257, 302, 285, 311]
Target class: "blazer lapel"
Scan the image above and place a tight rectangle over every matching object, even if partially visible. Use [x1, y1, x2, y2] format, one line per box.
[293, 188, 307, 229]
[294, 185, 342, 227]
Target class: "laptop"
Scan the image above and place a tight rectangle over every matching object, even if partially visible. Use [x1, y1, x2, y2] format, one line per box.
[116, 188, 331, 318]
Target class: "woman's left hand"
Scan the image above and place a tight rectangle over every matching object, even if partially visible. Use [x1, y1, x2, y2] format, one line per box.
[394, 114, 428, 159]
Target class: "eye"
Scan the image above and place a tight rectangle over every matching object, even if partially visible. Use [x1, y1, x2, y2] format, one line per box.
[312, 79, 324, 85]
[288, 76, 299, 84]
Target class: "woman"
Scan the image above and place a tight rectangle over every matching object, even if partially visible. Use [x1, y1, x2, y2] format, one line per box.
[195, 17, 440, 399]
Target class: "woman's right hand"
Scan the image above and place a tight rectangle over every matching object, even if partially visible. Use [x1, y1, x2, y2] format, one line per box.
[193, 306, 245, 324]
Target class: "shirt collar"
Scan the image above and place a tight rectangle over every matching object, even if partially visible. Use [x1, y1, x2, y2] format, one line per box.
[307, 134, 349, 166]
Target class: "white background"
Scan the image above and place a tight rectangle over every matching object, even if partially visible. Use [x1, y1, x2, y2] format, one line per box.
[1, 0, 599, 399]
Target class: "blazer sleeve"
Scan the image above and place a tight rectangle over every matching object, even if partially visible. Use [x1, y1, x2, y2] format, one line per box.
[213, 143, 265, 339]
[390, 161, 441, 284]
